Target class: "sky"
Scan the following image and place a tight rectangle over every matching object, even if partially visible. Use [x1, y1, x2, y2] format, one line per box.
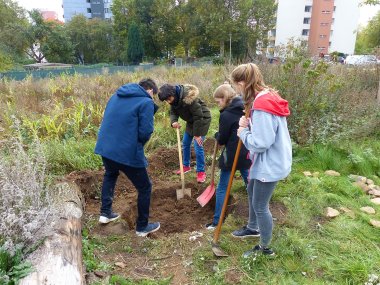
[14, 0, 380, 26]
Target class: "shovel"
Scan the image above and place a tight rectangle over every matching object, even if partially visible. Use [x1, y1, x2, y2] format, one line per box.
[212, 107, 250, 257]
[211, 139, 242, 257]
[176, 127, 191, 200]
[197, 140, 218, 207]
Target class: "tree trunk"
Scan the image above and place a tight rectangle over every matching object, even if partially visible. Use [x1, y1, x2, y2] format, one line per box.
[377, 78, 380, 105]
[20, 182, 85, 285]
[220, 40, 225, 58]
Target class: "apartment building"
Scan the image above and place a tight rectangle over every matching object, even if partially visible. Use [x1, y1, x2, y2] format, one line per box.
[62, 0, 113, 22]
[273, 0, 360, 55]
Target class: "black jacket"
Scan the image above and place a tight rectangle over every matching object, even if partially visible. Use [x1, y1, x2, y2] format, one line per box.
[170, 84, 211, 136]
[216, 96, 251, 170]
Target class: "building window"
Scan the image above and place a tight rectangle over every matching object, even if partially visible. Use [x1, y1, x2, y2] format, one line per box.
[305, 5, 312, 12]
[303, 17, 311, 24]
[322, 10, 331, 14]
[329, 41, 331, 47]
[86, 0, 90, 2]
[334, 6, 336, 11]
[87, 8, 91, 13]
[319, 35, 327, 38]
[332, 18, 335, 24]
[104, 8, 110, 13]
[302, 29, 309, 36]
[330, 30, 334, 36]
[318, 47, 326, 50]
[321, 22, 329, 26]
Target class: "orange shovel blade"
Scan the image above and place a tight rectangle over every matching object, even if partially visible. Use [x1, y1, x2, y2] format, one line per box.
[197, 182, 215, 207]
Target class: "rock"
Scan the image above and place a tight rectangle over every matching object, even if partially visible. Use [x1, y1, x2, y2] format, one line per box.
[115, 262, 126, 268]
[368, 184, 377, 190]
[339, 207, 355, 218]
[355, 176, 367, 183]
[339, 207, 351, 213]
[348, 174, 359, 181]
[368, 189, 380, 197]
[366, 179, 374, 185]
[325, 170, 340, 177]
[353, 181, 370, 193]
[371, 198, 380, 205]
[312, 172, 320, 177]
[360, 206, 376, 214]
[94, 271, 106, 278]
[325, 207, 340, 218]
[303, 171, 312, 177]
[370, 220, 380, 228]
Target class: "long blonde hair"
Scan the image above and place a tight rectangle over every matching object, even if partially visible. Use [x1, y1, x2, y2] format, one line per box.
[213, 83, 237, 110]
[230, 63, 269, 108]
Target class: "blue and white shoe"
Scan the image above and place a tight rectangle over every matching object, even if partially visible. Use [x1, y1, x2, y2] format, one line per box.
[99, 212, 120, 224]
[136, 222, 161, 237]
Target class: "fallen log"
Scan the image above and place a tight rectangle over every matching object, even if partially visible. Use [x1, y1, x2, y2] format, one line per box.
[20, 182, 85, 285]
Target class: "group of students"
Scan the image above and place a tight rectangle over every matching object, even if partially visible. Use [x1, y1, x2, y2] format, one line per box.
[94, 63, 292, 257]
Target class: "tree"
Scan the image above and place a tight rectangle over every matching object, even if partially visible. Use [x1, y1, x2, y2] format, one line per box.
[0, 0, 29, 68]
[127, 22, 144, 64]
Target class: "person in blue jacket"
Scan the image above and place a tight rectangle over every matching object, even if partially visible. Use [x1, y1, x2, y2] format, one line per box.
[95, 78, 160, 237]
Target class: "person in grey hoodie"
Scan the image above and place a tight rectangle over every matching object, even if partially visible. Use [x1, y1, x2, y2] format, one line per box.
[230, 63, 292, 257]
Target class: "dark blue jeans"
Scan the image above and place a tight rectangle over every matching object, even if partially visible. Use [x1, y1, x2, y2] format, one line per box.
[182, 131, 205, 172]
[213, 168, 249, 225]
[100, 157, 152, 231]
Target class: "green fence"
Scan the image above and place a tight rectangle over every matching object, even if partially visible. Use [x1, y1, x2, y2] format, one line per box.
[0, 62, 211, 81]
[0, 64, 156, 81]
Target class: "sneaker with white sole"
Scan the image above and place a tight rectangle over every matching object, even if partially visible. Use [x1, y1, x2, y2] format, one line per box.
[99, 212, 120, 224]
[205, 222, 217, 230]
[231, 226, 260, 238]
[243, 244, 275, 258]
[136, 222, 161, 237]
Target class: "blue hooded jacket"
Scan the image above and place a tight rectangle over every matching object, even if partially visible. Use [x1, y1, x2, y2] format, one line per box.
[95, 83, 156, 167]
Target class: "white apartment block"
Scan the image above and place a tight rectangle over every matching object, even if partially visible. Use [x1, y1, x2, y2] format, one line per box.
[273, 0, 360, 55]
[62, 0, 113, 22]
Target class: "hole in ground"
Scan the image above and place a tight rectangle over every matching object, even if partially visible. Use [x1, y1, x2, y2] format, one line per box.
[67, 169, 236, 236]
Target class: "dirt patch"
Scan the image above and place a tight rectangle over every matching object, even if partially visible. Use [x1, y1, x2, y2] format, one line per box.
[147, 147, 179, 176]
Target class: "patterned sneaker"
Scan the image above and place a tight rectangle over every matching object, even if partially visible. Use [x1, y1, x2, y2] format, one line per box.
[243, 245, 275, 258]
[136, 222, 161, 237]
[231, 226, 260, 238]
[197, 172, 206, 183]
[175, 166, 191, 175]
[205, 222, 217, 230]
[99, 212, 120, 224]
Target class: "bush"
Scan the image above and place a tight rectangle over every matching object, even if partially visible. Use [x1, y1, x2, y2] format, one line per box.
[0, 135, 56, 253]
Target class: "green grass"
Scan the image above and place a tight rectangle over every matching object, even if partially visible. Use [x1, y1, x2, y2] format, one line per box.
[0, 247, 33, 285]
[189, 137, 380, 285]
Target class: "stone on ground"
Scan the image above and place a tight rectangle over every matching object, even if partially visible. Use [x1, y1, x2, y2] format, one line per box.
[370, 220, 380, 228]
[303, 171, 312, 177]
[368, 189, 380, 197]
[353, 181, 370, 193]
[325, 170, 340, 177]
[326, 207, 340, 218]
[370, 198, 380, 205]
[360, 206, 376, 214]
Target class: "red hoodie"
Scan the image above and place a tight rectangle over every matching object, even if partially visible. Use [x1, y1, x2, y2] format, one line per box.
[252, 90, 290, 117]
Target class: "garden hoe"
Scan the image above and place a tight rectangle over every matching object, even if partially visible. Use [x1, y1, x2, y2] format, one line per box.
[211, 139, 242, 257]
[197, 139, 218, 207]
[176, 127, 191, 200]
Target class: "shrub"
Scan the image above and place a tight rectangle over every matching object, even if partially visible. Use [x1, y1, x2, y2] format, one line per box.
[0, 134, 56, 254]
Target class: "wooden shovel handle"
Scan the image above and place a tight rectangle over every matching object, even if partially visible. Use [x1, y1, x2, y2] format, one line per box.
[210, 140, 218, 185]
[176, 127, 185, 190]
[213, 106, 250, 244]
